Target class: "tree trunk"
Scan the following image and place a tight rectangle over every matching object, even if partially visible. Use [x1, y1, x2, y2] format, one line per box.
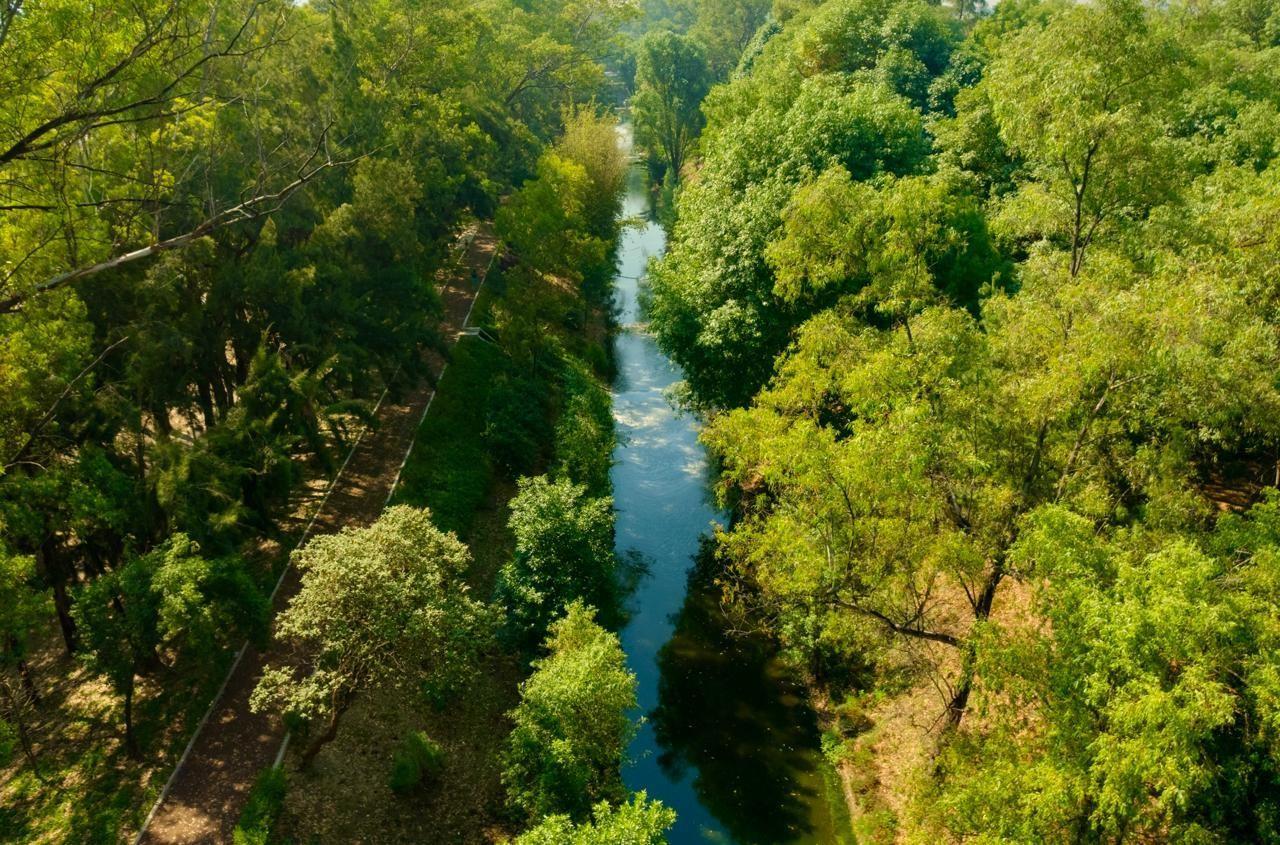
[36, 537, 77, 654]
[152, 402, 173, 438]
[0, 677, 46, 783]
[16, 658, 39, 704]
[123, 676, 139, 759]
[299, 692, 350, 770]
[944, 564, 1005, 729]
[198, 380, 217, 431]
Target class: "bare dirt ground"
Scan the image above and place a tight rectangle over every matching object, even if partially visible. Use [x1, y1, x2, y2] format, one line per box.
[132, 224, 499, 845]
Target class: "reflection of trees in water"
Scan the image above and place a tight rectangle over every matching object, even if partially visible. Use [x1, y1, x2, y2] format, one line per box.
[651, 545, 824, 844]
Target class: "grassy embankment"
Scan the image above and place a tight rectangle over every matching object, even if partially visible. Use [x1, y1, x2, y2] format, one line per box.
[270, 258, 619, 844]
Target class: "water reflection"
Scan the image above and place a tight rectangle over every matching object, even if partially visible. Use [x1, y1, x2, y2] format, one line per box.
[611, 123, 846, 844]
[651, 552, 830, 845]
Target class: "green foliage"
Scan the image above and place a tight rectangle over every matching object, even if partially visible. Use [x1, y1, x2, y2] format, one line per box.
[232, 767, 287, 845]
[983, 0, 1187, 275]
[556, 107, 633, 242]
[388, 731, 446, 794]
[0, 0, 635, 835]
[921, 500, 1280, 842]
[502, 602, 638, 822]
[74, 536, 266, 754]
[512, 792, 677, 844]
[554, 358, 617, 498]
[251, 507, 497, 766]
[499, 153, 609, 282]
[0, 551, 47, 673]
[766, 166, 1005, 319]
[646, 0, 952, 407]
[0, 0, 637, 645]
[632, 30, 712, 181]
[499, 108, 629, 288]
[650, 0, 1280, 839]
[394, 339, 506, 535]
[496, 477, 617, 640]
[486, 372, 555, 480]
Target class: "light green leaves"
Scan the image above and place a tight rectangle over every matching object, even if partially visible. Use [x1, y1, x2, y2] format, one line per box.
[502, 602, 638, 822]
[251, 507, 496, 733]
[513, 792, 676, 844]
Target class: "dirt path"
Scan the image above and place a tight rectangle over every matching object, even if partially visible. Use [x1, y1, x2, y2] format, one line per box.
[134, 224, 499, 845]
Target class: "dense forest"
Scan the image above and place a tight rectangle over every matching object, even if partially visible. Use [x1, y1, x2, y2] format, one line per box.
[646, 0, 1280, 841]
[3, 0, 1280, 842]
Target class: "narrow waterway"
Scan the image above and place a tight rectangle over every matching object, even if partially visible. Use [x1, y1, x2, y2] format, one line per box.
[610, 126, 851, 845]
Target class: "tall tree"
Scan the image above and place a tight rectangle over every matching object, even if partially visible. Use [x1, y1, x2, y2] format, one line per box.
[74, 535, 266, 756]
[983, 0, 1185, 275]
[632, 30, 711, 181]
[502, 602, 638, 822]
[496, 476, 617, 640]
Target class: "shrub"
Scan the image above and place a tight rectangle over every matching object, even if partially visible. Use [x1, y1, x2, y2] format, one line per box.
[393, 340, 503, 535]
[513, 793, 676, 844]
[389, 731, 446, 794]
[495, 477, 616, 640]
[501, 602, 637, 821]
[485, 373, 552, 478]
[553, 359, 615, 498]
[232, 767, 287, 845]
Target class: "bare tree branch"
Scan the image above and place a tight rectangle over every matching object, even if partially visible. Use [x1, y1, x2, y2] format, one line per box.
[0, 149, 366, 314]
[4, 336, 131, 471]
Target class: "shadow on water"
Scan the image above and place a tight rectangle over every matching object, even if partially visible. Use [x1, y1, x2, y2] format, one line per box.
[650, 547, 827, 845]
[611, 121, 848, 844]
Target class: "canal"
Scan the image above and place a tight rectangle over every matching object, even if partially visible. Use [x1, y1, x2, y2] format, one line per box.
[610, 125, 852, 845]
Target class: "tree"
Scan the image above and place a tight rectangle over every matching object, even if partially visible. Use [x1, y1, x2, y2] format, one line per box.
[685, 0, 773, 79]
[0, 0, 317, 314]
[555, 107, 631, 241]
[496, 476, 617, 640]
[74, 535, 266, 756]
[0, 550, 49, 778]
[632, 30, 711, 181]
[647, 78, 929, 407]
[502, 602, 638, 822]
[765, 166, 1005, 320]
[646, 0, 1280, 838]
[499, 153, 608, 280]
[513, 792, 676, 844]
[644, 0, 956, 408]
[554, 358, 617, 498]
[251, 507, 496, 768]
[923, 501, 1280, 842]
[982, 0, 1186, 276]
[707, 241, 1280, 718]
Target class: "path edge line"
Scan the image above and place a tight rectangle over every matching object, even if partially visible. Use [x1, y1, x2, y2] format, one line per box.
[130, 385, 392, 845]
